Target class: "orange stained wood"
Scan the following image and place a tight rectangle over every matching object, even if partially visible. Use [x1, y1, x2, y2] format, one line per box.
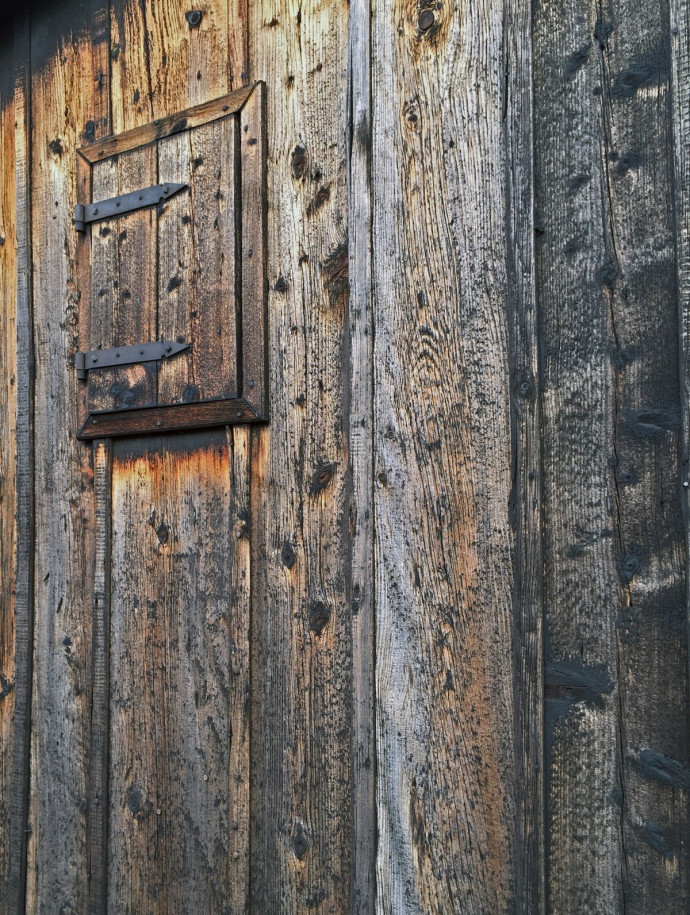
[0, 79, 18, 906]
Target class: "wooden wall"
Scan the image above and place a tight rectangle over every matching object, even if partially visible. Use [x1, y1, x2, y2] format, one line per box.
[0, 0, 688, 912]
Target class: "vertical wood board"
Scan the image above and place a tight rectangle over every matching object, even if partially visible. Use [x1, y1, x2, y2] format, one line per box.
[534, 0, 690, 910]
[347, 0, 376, 907]
[0, 27, 19, 915]
[248, 0, 354, 909]
[371, 0, 520, 910]
[27, 4, 103, 908]
[107, 432, 245, 912]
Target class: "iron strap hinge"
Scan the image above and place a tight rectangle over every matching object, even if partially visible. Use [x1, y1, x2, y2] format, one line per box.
[74, 182, 188, 231]
[75, 340, 191, 380]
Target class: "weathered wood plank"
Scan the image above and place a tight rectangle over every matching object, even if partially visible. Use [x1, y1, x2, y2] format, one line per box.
[2, 19, 28, 915]
[87, 439, 112, 915]
[27, 3, 104, 908]
[371, 0, 519, 910]
[227, 0, 248, 90]
[227, 424, 251, 914]
[504, 0, 545, 910]
[157, 116, 239, 404]
[248, 0, 353, 909]
[535, 0, 690, 910]
[110, 0, 233, 136]
[533, 6, 622, 910]
[108, 432, 241, 912]
[347, 0, 376, 908]
[599, 4, 689, 906]
[239, 83, 267, 415]
[0, 45, 17, 915]
[673, 0, 690, 825]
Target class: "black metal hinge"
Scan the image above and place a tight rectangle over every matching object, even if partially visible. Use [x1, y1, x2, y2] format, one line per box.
[75, 183, 187, 231]
[75, 340, 191, 380]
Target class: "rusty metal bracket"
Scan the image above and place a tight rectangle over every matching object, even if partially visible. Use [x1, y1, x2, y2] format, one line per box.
[74, 182, 187, 231]
[75, 340, 191, 380]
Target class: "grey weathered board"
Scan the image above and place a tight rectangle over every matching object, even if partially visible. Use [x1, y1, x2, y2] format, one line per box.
[0, 0, 688, 913]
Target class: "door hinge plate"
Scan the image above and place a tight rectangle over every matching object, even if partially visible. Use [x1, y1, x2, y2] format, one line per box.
[75, 182, 187, 231]
[75, 340, 191, 379]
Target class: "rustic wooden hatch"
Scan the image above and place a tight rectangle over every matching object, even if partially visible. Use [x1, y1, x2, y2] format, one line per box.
[74, 82, 267, 439]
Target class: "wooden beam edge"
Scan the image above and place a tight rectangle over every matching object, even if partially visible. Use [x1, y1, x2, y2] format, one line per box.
[78, 82, 257, 163]
[77, 397, 266, 440]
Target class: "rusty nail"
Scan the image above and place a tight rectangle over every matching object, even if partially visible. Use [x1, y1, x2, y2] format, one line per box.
[418, 9, 435, 30]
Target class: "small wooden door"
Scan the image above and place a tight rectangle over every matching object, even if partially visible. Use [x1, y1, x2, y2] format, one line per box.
[76, 83, 267, 438]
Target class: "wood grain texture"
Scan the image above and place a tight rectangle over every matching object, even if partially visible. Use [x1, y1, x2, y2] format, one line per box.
[504, 0, 545, 910]
[672, 0, 690, 713]
[27, 3, 103, 909]
[534, 0, 690, 910]
[108, 432, 243, 913]
[87, 439, 113, 915]
[239, 83, 267, 415]
[0, 58, 17, 915]
[347, 0, 376, 908]
[157, 116, 239, 404]
[248, 0, 354, 909]
[227, 424, 252, 915]
[372, 0, 520, 910]
[110, 0, 232, 135]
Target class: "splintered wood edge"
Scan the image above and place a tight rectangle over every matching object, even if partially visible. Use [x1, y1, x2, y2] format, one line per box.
[77, 82, 257, 163]
[77, 397, 267, 440]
